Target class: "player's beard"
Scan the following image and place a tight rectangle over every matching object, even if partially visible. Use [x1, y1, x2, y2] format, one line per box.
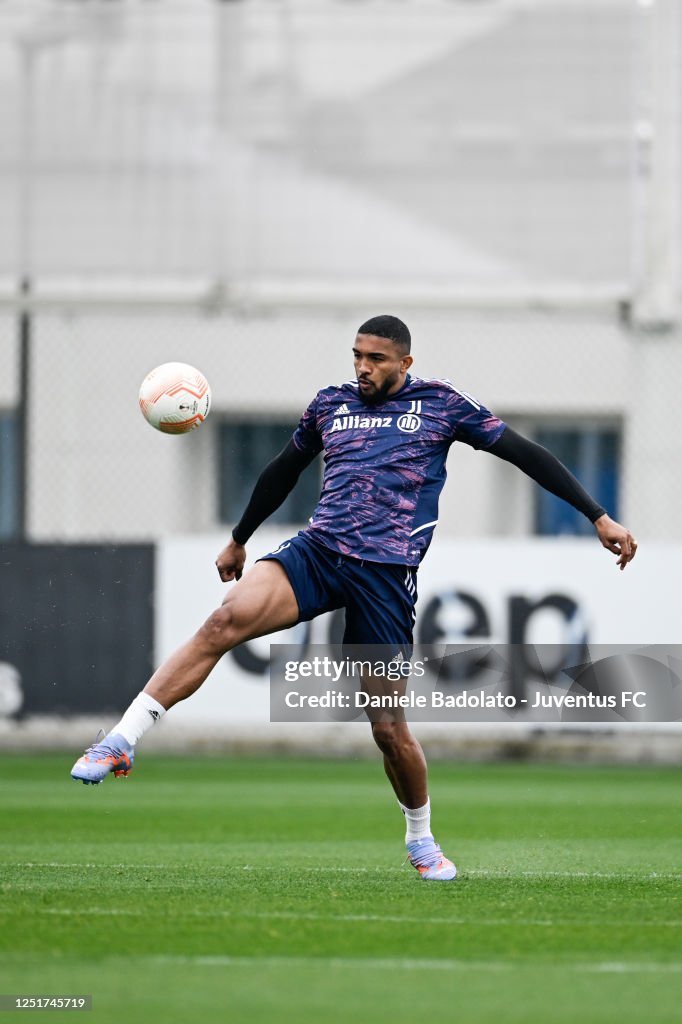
[357, 377, 396, 407]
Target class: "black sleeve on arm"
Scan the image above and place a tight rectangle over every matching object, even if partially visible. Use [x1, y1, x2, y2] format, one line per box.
[231, 440, 318, 545]
[487, 426, 606, 524]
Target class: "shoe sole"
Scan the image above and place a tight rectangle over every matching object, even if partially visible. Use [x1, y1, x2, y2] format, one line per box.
[71, 758, 132, 785]
[409, 856, 458, 881]
[71, 772, 131, 785]
[417, 867, 458, 881]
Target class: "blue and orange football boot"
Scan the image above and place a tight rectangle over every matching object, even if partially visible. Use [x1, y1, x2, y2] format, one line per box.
[70, 732, 135, 785]
[406, 836, 457, 881]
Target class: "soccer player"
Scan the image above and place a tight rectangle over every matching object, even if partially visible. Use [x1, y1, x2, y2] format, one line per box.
[71, 315, 637, 881]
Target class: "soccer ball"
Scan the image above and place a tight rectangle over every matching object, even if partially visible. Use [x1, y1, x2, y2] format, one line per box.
[139, 362, 211, 434]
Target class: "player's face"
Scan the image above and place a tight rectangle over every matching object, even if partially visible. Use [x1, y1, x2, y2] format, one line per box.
[353, 334, 413, 406]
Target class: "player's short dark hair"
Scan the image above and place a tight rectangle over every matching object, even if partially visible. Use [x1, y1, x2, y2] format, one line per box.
[357, 315, 411, 353]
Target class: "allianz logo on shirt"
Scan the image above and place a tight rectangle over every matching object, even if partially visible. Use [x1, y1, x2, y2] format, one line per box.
[331, 400, 422, 434]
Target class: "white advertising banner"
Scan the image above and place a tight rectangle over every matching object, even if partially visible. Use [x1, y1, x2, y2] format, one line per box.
[156, 529, 679, 725]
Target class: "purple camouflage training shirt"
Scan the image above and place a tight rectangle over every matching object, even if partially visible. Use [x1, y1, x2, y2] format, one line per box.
[292, 373, 506, 567]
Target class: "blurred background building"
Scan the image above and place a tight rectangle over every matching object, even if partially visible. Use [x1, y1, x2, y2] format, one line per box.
[0, 0, 680, 544]
[0, 0, 680, 751]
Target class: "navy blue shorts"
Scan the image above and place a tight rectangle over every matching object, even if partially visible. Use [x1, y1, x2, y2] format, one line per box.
[259, 532, 417, 654]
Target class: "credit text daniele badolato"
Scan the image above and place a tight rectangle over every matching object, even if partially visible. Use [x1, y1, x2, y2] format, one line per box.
[281, 690, 648, 710]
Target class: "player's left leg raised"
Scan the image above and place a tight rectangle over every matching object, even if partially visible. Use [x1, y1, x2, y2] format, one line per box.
[70, 560, 298, 784]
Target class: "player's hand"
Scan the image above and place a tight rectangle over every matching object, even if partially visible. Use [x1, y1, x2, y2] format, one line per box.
[593, 514, 637, 571]
[215, 538, 246, 582]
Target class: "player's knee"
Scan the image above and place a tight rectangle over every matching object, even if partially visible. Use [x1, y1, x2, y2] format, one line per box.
[371, 721, 405, 757]
[197, 602, 238, 655]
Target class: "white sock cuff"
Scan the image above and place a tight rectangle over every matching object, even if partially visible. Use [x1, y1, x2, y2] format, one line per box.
[137, 692, 167, 718]
[112, 691, 166, 746]
[399, 799, 432, 842]
[399, 798, 431, 818]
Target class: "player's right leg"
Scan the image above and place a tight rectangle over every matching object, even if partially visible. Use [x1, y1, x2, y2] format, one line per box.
[70, 560, 298, 784]
[369, 713, 457, 882]
[342, 563, 457, 881]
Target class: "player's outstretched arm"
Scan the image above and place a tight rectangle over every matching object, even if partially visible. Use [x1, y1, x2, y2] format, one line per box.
[215, 439, 317, 582]
[592, 513, 637, 571]
[487, 426, 637, 570]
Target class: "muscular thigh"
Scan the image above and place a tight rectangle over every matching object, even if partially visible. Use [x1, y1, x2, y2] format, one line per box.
[222, 559, 300, 643]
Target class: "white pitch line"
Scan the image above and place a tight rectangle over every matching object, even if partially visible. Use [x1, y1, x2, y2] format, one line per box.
[33, 908, 682, 929]
[468, 869, 682, 880]
[33, 908, 558, 927]
[10, 863, 682, 881]
[139, 955, 682, 975]
[13, 863, 381, 872]
[0, 950, 678, 975]
[15, 863, 172, 870]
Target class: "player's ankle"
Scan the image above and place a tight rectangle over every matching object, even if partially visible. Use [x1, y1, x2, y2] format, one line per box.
[110, 692, 166, 747]
[399, 798, 432, 842]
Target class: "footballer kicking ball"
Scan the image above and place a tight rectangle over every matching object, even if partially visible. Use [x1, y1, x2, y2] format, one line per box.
[139, 362, 211, 434]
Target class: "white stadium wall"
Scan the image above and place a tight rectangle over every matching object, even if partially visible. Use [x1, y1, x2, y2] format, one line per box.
[0, 315, 17, 408]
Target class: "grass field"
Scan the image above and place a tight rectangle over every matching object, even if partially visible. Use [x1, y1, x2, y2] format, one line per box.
[1, 754, 681, 1023]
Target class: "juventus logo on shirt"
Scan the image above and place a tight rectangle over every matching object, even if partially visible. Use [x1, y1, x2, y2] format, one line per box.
[398, 399, 422, 433]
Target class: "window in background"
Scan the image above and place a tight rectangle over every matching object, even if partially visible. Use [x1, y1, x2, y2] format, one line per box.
[534, 425, 620, 536]
[218, 420, 321, 527]
[0, 411, 19, 540]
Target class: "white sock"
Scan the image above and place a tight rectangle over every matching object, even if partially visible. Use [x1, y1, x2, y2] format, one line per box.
[111, 692, 166, 746]
[399, 798, 432, 843]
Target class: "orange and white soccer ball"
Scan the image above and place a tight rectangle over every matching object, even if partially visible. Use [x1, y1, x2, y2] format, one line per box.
[138, 362, 211, 434]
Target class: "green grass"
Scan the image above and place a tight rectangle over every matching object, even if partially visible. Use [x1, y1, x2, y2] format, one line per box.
[1, 755, 681, 1022]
